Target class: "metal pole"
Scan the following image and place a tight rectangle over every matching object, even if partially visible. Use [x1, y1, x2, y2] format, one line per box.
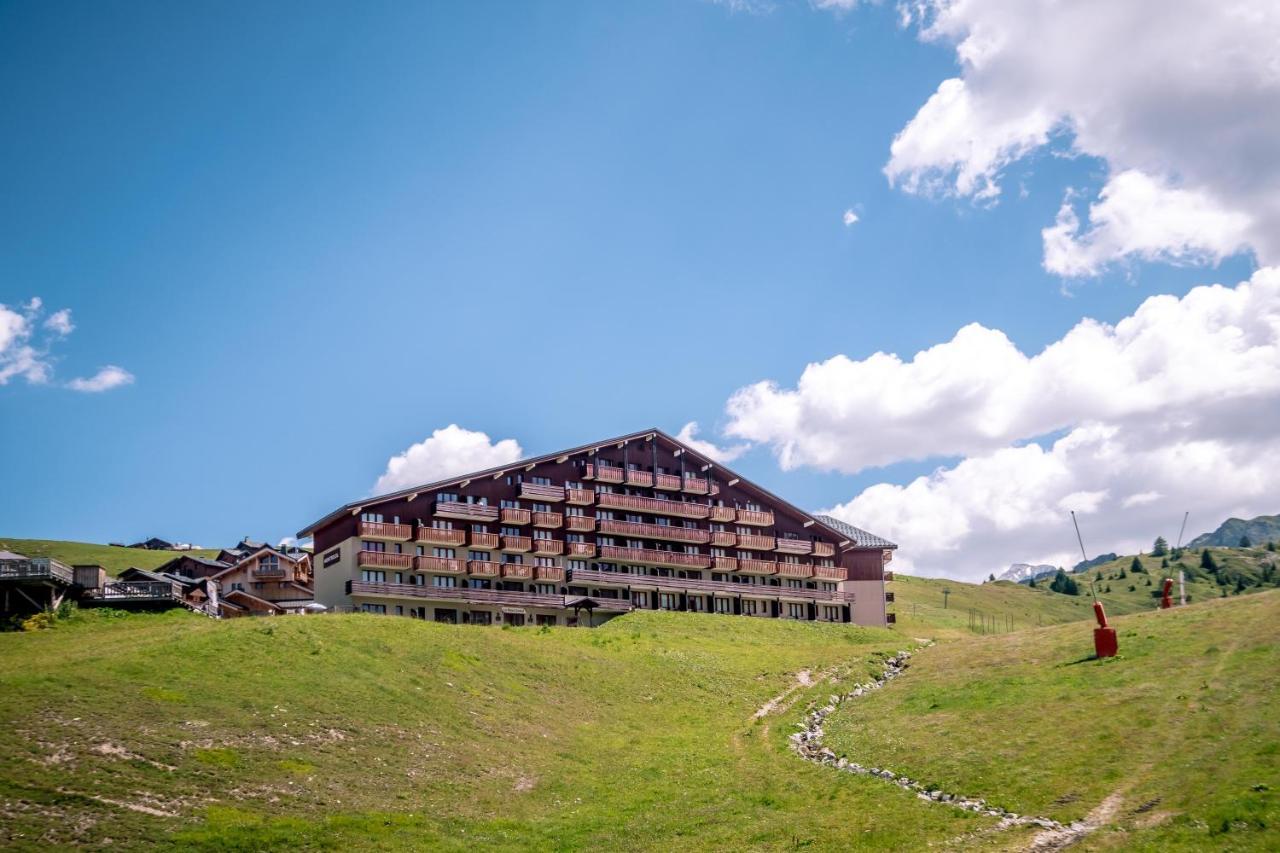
[1071, 510, 1089, 564]
[1176, 511, 1189, 550]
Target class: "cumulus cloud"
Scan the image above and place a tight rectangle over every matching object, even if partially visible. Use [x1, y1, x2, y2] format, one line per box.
[374, 425, 524, 495]
[67, 365, 135, 393]
[883, 0, 1280, 275]
[676, 421, 750, 464]
[44, 309, 74, 337]
[842, 209, 859, 226]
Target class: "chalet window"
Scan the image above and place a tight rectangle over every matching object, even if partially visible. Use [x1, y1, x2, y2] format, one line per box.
[530, 476, 552, 486]
[566, 507, 585, 517]
[745, 502, 762, 512]
[654, 517, 670, 527]
[714, 598, 732, 614]
[535, 583, 557, 594]
[362, 541, 386, 552]
[360, 570, 386, 583]
[502, 554, 524, 564]
[533, 502, 551, 513]
[821, 582, 837, 592]
[432, 576, 457, 588]
[432, 548, 456, 559]
[361, 603, 387, 614]
[415, 545, 425, 556]
[659, 593, 678, 610]
[568, 560, 586, 570]
[782, 555, 799, 564]
[470, 611, 492, 625]
[536, 615, 557, 626]
[564, 481, 583, 490]
[822, 606, 840, 621]
[500, 499, 521, 509]
[532, 529, 552, 541]
[259, 554, 280, 572]
[565, 533, 584, 544]
[467, 579, 491, 589]
[469, 550, 491, 561]
[500, 527, 522, 537]
[395, 605, 404, 616]
[626, 513, 642, 523]
[598, 536, 615, 547]
[534, 557, 555, 567]
[786, 579, 802, 588]
[438, 493, 459, 503]
[432, 519, 454, 529]
[597, 511, 615, 521]
[394, 573, 403, 584]
[626, 539, 643, 549]
[360, 512, 384, 523]
[711, 548, 726, 558]
[787, 603, 805, 619]
[682, 545, 701, 554]
[818, 559, 835, 567]
[471, 523, 489, 533]
[631, 591, 649, 608]
[742, 599, 761, 615]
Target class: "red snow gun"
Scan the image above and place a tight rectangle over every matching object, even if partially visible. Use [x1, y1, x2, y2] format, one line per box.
[1092, 598, 1117, 659]
[1160, 577, 1174, 609]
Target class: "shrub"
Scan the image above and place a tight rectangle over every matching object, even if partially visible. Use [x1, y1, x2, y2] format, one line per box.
[1049, 570, 1080, 596]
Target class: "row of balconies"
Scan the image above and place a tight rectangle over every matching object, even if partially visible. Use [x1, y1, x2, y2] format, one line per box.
[584, 463, 719, 495]
[568, 568, 856, 604]
[373, 498, 787, 534]
[356, 550, 566, 581]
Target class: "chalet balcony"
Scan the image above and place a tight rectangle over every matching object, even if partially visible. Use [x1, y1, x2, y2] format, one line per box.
[532, 539, 564, 556]
[359, 521, 412, 541]
[738, 533, 776, 551]
[468, 560, 501, 578]
[598, 545, 711, 570]
[777, 562, 814, 579]
[775, 539, 814, 555]
[736, 509, 775, 527]
[0, 558, 75, 585]
[501, 508, 532, 525]
[568, 569, 853, 605]
[813, 542, 836, 558]
[567, 542, 596, 558]
[598, 519, 710, 545]
[625, 469, 655, 487]
[520, 482, 565, 502]
[713, 556, 739, 572]
[537, 565, 566, 583]
[435, 501, 500, 523]
[565, 516, 595, 532]
[814, 565, 845, 581]
[654, 472, 682, 490]
[470, 531, 501, 549]
[347, 581, 622, 612]
[501, 563, 534, 581]
[415, 555, 464, 573]
[711, 531, 736, 547]
[532, 511, 563, 529]
[682, 475, 711, 494]
[252, 564, 286, 578]
[595, 492, 710, 519]
[502, 536, 532, 552]
[566, 488, 595, 505]
[416, 527, 466, 547]
[709, 506, 736, 523]
[737, 558, 778, 576]
[358, 550, 413, 569]
[584, 463, 624, 484]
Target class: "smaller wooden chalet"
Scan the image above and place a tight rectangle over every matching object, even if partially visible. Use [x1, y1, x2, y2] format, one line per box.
[128, 537, 176, 551]
[208, 546, 319, 618]
[153, 554, 233, 580]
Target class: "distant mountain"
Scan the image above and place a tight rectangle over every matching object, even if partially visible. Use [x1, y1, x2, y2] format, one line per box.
[1188, 514, 1280, 548]
[997, 563, 1058, 584]
[1072, 553, 1118, 574]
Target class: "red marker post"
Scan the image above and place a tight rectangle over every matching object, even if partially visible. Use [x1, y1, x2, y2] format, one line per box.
[1093, 600, 1118, 658]
[1160, 578, 1174, 609]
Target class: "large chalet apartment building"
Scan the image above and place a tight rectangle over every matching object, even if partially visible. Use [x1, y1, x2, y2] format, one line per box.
[300, 429, 896, 628]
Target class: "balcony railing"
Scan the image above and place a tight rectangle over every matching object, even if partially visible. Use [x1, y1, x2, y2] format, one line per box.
[598, 546, 711, 569]
[532, 539, 564, 556]
[709, 506, 736, 522]
[736, 509, 775, 527]
[566, 488, 595, 505]
[567, 569, 854, 604]
[89, 580, 182, 602]
[0, 558, 76, 585]
[252, 564, 286, 578]
[777, 562, 814, 579]
[468, 560, 501, 578]
[584, 464, 625, 483]
[711, 531, 736, 547]
[682, 475, 711, 494]
[359, 521, 412, 541]
[595, 492, 710, 519]
[358, 550, 413, 569]
[738, 534, 776, 551]
[501, 507, 532, 525]
[349, 580, 566, 609]
[567, 542, 596, 558]
[537, 565, 566, 583]
[415, 555, 464, 573]
[416, 527, 466, 547]
[520, 482, 565, 502]
[713, 556, 739, 572]
[813, 542, 836, 558]
[565, 516, 595, 532]
[435, 501, 500, 522]
[625, 469, 655, 487]
[502, 536, 532, 552]
[470, 532, 500, 549]
[737, 558, 777, 576]
[502, 563, 534, 580]
[814, 565, 845, 581]
[598, 519, 710, 545]
[654, 472, 682, 490]
[532, 511, 563, 529]
[775, 539, 814, 555]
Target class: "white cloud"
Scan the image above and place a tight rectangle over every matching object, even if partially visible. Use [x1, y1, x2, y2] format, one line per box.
[1122, 491, 1161, 509]
[44, 309, 74, 337]
[726, 267, 1280, 473]
[883, 0, 1280, 274]
[374, 425, 523, 495]
[676, 421, 750, 464]
[842, 209, 859, 226]
[67, 365, 135, 393]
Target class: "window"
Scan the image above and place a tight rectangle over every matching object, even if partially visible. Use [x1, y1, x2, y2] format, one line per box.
[415, 545, 425, 556]
[822, 606, 841, 621]
[500, 526, 522, 537]
[786, 579, 803, 589]
[535, 583, 557, 594]
[566, 533, 584, 544]
[659, 593, 678, 610]
[688, 595, 708, 612]
[502, 554, 524, 564]
[362, 540, 386, 552]
[470, 611, 492, 626]
[360, 570, 386, 583]
[432, 547, 456, 558]
[626, 513, 643, 523]
[534, 556, 556, 567]
[431, 519, 454, 530]
[568, 559, 586, 570]
[251, 581, 265, 590]
[530, 476, 551, 486]
[742, 599, 761, 615]
[566, 506, 584, 517]
[536, 614, 557, 626]
[438, 493, 459, 503]
[782, 555, 800, 564]
[259, 554, 280, 572]
[432, 575, 457, 588]
[395, 605, 403, 616]
[413, 574, 426, 585]
[467, 578, 491, 589]
[500, 499, 521, 509]
[360, 512, 384, 523]
[394, 573, 403, 584]
[361, 603, 387, 614]
[787, 603, 806, 619]
[714, 598, 732, 614]
[469, 550, 490, 561]
[821, 582, 837, 592]
[632, 591, 649, 608]
[533, 502, 551, 512]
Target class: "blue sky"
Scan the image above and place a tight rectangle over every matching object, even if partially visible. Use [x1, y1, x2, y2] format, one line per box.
[1, 1, 1272, 575]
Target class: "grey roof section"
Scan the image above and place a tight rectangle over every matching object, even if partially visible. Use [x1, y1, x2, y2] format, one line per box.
[0, 550, 28, 560]
[812, 515, 897, 550]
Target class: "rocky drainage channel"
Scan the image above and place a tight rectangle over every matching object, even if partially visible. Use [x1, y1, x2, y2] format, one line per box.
[789, 648, 1066, 834]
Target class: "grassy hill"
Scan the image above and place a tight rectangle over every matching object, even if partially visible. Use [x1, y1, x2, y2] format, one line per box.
[0, 538, 222, 574]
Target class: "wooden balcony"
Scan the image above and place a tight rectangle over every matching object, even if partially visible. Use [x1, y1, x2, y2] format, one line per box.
[565, 516, 595, 532]
[252, 564, 286, 578]
[598, 519, 710, 545]
[0, 558, 76, 585]
[584, 463, 624, 483]
[625, 469, 654, 487]
[710, 531, 736, 547]
[595, 492, 710, 519]
[415, 527, 466, 547]
[566, 488, 595, 505]
[415, 555, 464, 574]
[737, 558, 777, 576]
[501, 508, 532, 525]
[468, 560, 501, 578]
[358, 550, 413, 569]
[520, 482, 565, 502]
[532, 539, 564, 556]
[598, 546, 711, 570]
[359, 521, 412, 541]
[83, 580, 183, 605]
[709, 506, 736, 523]
[349, 580, 569, 610]
[568, 569, 853, 605]
[470, 531, 500, 549]
[532, 511, 563, 529]
[502, 536, 532, 552]
[537, 565, 566, 583]
[567, 542, 596, 558]
[502, 563, 534, 581]
[777, 562, 814, 579]
[775, 539, 814, 555]
[738, 534, 776, 551]
[435, 501, 499, 522]
[736, 509, 775, 527]
[713, 556, 739, 572]
[814, 565, 845, 581]
[654, 472, 682, 490]
[682, 475, 711, 495]
[813, 542, 835, 558]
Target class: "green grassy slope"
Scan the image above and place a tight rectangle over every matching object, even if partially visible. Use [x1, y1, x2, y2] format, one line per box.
[0, 538, 222, 574]
[892, 574, 1095, 636]
[825, 589, 1280, 850]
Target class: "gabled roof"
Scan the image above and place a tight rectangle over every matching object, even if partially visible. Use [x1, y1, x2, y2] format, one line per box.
[812, 515, 897, 550]
[156, 554, 230, 572]
[210, 546, 308, 581]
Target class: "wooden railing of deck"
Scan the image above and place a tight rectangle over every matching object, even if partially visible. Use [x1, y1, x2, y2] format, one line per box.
[598, 520, 710, 545]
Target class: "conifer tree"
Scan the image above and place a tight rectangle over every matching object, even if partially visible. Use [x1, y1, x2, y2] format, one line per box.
[1201, 549, 1218, 572]
[1151, 536, 1168, 557]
